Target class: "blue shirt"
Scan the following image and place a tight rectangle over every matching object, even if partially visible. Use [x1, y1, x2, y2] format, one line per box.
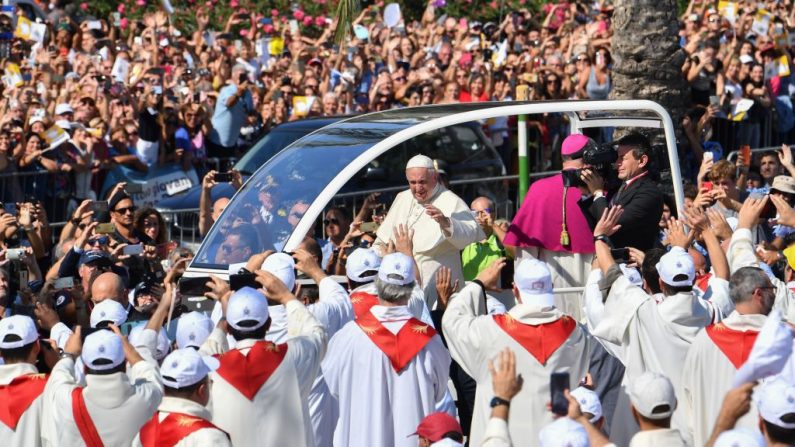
[209, 84, 253, 148]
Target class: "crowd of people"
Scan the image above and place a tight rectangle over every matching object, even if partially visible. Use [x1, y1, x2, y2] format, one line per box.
[2, 0, 795, 447]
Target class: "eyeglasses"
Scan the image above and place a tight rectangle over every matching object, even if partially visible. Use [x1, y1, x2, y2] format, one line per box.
[708, 17, 720, 23]
[290, 212, 304, 219]
[220, 244, 243, 253]
[113, 206, 136, 215]
[88, 236, 109, 245]
[546, 78, 559, 83]
[576, 57, 588, 62]
[324, 218, 339, 226]
[471, 208, 492, 214]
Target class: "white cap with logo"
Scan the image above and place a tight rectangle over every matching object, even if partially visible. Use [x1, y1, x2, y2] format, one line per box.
[655, 247, 695, 287]
[0, 315, 38, 349]
[756, 377, 795, 430]
[570, 386, 603, 424]
[262, 253, 296, 293]
[176, 311, 214, 350]
[346, 248, 381, 283]
[90, 300, 128, 328]
[227, 287, 270, 331]
[81, 329, 125, 371]
[538, 417, 589, 447]
[160, 348, 220, 388]
[619, 264, 643, 287]
[628, 371, 677, 419]
[378, 253, 415, 286]
[129, 325, 171, 361]
[514, 258, 555, 308]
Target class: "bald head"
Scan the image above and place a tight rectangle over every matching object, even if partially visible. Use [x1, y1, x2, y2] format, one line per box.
[212, 197, 230, 222]
[91, 272, 127, 306]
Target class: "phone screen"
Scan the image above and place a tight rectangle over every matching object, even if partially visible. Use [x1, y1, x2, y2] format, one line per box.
[550, 371, 570, 416]
[178, 276, 212, 297]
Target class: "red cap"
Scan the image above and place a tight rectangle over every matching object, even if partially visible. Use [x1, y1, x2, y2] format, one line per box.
[561, 134, 591, 156]
[412, 412, 462, 442]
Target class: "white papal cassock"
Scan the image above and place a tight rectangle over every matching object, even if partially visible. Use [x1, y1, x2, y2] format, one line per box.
[0, 363, 48, 447]
[442, 283, 590, 447]
[682, 311, 766, 447]
[207, 299, 327, 447]
[322, 305, 450, 447]
[374, 186, 484, 309]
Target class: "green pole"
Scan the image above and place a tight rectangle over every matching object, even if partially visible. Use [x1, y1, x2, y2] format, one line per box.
[516, 85, 529, 203]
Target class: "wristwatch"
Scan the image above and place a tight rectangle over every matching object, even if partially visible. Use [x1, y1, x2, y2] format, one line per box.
[593, 234, 611, 245]
[59, 352, 76, 361]
[490, 396, 511, 408]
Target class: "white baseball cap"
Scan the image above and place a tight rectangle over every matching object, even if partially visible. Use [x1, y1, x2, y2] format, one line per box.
[160, 348, 219, 388]
[514, 258, 555, 308]
[55, 103, 73, 115]
[227, 287, 270, 331]
[0, 315, 38, 349]
[406, 154, 434, 170]
[714, 428, 765, 447]
[756, 377, 795, 429]
[90, 300, 128, 328]
[29, 116, 44, 126]
[128, 325, 171, 361]
[739, 54, 754, 65]
[620, 264, 643, 287]
[55, 119, 72, 130]
[570, 387, 603, 424]
[628, 371, 677, 420]
[655, 247, 695, 288]
[261, 253, 296, 293]
[538, 417, 589, 447]
[176, 312, 214, 349]
[378, 252, 415, 286]
[81, 329, 125, 371]
[346, 248, 381, 283]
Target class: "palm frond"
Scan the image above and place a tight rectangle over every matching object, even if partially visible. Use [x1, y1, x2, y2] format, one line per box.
[334, 0, 359, 45]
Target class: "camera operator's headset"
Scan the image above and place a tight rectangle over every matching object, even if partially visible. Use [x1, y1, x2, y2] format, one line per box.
[560, 138, 600, 247]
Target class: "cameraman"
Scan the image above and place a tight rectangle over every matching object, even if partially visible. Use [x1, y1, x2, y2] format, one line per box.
[504, 134, 596, 319]
[578, 133, 663, 252]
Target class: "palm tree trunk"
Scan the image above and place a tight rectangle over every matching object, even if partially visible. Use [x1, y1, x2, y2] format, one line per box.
[610, 0, 690, 134]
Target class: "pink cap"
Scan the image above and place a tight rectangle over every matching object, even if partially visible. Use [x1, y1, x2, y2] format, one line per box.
[561, 134, 591, 156]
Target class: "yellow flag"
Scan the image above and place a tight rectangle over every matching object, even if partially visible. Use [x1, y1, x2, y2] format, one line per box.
[268, 37, 284, 56]
[292, 96, 315, 117]
[14, 15, 32, 40]
[776, 55, 791, 77]
[40, 125, 68, 148]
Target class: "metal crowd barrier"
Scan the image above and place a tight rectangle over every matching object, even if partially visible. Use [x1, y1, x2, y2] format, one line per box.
[711, 109, 777, 154]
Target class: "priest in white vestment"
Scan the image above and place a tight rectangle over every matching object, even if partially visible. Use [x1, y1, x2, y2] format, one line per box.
[682, 266, 777, 446]
[442, 257, 590, 447]
[322, 253, 451, 447]
[0, 316, 52, 447]
[373, 154, 483, 309]
[590, 212, 724, 444]
[205, 276, 327, 447]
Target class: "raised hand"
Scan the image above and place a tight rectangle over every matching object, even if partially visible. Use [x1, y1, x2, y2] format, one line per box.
[434, 266, 459, 310]
[593, 206, 623, 238]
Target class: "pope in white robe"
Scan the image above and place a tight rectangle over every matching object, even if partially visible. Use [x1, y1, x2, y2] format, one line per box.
[442, 258, 590, 447]
[322, 253, 451, 447]
[373, 155, 484, 309]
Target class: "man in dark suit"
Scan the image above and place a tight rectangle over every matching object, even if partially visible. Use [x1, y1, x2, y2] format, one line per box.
[577, 133, 664, 252]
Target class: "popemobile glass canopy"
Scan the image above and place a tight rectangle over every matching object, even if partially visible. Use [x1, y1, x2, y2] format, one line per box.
[189, 100, 682, 276]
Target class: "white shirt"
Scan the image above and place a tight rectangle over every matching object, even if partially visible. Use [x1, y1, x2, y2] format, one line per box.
[131, 396, 230, 447]
[322, 304, 450, 447]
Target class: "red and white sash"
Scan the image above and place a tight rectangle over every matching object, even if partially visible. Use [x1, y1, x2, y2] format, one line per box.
[493, 314, 577, 365]
[139, 411, 226, 447]
[72, 388, 104, 447]
[349, 291, 379, 319]
[0, 373, 48, 430]
[214, 341, 288, 401]
[355, 311, 437, 372]
[705, 323, 760, 369]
